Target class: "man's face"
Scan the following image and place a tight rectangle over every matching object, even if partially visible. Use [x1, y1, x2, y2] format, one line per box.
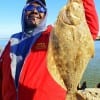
[25, 2, 46, 27]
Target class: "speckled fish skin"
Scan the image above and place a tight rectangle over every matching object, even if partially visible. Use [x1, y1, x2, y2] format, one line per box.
[47, 0, 94, 100]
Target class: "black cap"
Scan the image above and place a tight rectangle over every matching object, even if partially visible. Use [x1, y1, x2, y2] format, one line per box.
[26, 0, 46, 5]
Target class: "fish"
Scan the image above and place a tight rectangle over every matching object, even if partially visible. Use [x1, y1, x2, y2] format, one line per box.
[47, 0, 94, 99]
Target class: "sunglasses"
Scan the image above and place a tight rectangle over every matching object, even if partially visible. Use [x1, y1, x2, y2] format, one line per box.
[25, 5, 46, 13]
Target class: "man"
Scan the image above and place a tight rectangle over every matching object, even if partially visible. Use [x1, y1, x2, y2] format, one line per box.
[0, 0, 99, 100]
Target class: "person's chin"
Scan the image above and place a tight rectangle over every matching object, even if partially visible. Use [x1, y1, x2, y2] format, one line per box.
[27, 18, 40, 27]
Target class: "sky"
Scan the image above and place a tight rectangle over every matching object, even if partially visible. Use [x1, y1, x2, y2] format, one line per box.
[0, 0, 100, 38]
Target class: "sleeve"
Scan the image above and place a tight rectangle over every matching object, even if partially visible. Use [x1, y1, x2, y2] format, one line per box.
[0, 53, 3, 100]
[0, 41, 10, 100]
[82, 0, 99, 40]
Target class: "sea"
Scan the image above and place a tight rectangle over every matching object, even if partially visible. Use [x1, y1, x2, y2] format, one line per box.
[0, 39, 100, 88]
[81, 41, 100, 88]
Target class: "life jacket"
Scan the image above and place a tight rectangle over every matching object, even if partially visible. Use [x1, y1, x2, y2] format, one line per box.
[18, 25, 66, 100]
[0, 25, 66, 100]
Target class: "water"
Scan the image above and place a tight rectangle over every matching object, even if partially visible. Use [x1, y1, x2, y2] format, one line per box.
[81, 41, 100, 88]
[0, 39, 100, 88]
[0, 39, 9, 49]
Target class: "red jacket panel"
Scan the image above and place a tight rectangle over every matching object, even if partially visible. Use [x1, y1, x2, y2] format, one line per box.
[18, 25, 66, 100]
[0, 42, 17, 100]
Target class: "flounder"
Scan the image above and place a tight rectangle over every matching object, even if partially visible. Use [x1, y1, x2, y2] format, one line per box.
[47, 0, 94, 99]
